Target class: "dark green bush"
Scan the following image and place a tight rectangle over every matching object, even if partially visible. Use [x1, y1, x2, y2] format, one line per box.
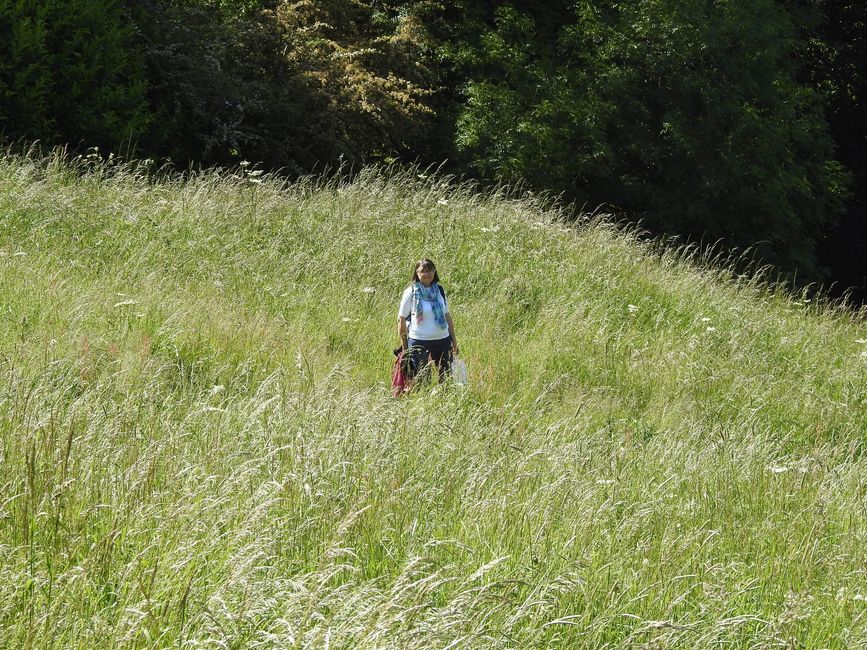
[443, 1, 849, 278]
[0, 0, 150, 153]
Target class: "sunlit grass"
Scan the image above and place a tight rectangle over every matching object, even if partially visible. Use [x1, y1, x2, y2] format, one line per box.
[1, 150, 866, 647]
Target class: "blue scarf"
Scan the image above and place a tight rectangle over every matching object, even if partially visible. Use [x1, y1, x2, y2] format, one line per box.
[413, 282, 447, 329]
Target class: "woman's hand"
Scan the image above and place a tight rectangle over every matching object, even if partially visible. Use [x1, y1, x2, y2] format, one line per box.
[451, 339, 459, 356]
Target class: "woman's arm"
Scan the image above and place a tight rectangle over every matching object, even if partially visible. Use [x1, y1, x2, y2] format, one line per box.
[445, 313, 458, 355]
[398, 316, 408, 350]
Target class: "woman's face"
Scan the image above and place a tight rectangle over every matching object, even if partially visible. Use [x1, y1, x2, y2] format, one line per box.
[416, 264, 435, 286]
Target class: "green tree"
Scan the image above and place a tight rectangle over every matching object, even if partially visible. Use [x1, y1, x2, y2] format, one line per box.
[129, 0, 437, 170]
[446, 0, 848, 277]
[792, 0, 867, 299]
[129, 0, 295, 168]
[0, 1, 52, 141]
[271, 0, 437, 166]
[0, 0, 150, 153]
[44, 0, 150, 151]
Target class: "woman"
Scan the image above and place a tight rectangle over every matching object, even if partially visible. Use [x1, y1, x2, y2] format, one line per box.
[397, 258, 459, 382]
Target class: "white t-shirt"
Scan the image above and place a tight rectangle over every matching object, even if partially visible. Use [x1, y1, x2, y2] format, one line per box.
[399, 285, 450, 341]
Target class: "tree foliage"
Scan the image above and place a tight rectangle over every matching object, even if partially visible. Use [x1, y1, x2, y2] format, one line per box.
[447, 0, 848, 277]
[270, 0, 438, 165]
[128, 0, 302, 169]
[796, 0, 867, 298]
[0, 0, 52, 141]
[0, 0, 149, 152]
[128, 0, 437, 169]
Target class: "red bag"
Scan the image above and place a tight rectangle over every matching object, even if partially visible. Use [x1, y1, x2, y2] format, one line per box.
[391, 349, 412, 397]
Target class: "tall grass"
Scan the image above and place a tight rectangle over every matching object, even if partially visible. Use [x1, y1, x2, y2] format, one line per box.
[1, 150, 866, 648]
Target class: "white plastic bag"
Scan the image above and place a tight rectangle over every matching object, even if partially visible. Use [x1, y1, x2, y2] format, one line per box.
[452, 357, 468, 385]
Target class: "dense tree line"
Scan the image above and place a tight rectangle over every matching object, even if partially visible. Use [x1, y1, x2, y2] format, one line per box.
[1, 0, 864, 300]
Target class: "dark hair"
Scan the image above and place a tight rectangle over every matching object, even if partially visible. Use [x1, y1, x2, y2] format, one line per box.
[411, 258, 440, 283]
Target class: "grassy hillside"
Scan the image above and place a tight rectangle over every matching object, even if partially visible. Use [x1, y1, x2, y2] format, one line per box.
[1, 152, 866, 648]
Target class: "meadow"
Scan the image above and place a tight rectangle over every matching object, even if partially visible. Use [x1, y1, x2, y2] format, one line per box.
[1, 151, 866, 648]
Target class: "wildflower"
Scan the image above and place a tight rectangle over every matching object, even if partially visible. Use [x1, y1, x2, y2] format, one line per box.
[13, 251, 26, 257]
[706, 326, 717, 332]
[596, 479, 616, 485]
[362, 287, 376, 294]
[210, 385, 225, 395]
[113, 299, 137, 308]
[249, 178, 263, 185]
[701, 317, 712, 322]
[768, 464, 789, 474]
[855, 339, 867, 344]
[437, 198, 449, 206]
[239, 160, 251, 167]
[628, 304, 639, 313]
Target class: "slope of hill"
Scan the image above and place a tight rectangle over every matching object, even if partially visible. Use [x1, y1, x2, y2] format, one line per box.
[1, 152, 866, 648]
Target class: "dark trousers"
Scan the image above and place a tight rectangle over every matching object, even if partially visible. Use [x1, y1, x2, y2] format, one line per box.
[408, 336, 452, 382]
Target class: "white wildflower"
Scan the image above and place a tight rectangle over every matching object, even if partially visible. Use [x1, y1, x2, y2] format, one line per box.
[855, 339, 867, 344]
[13, 251, 26, 257]
[249, 178, 263, 185]
[362, 287, 376, 294]
[706, 326, 717, 332]
[112, 299, 137, 308]
[209, 385, 225, 395]
[437, 198, 449, 206]
[701, 317, 712, 322]
[627, 304, 639, 313]
[768, 465, 789, 474]
[239, 160, 251, 167]
[596, 479, 616, 485]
